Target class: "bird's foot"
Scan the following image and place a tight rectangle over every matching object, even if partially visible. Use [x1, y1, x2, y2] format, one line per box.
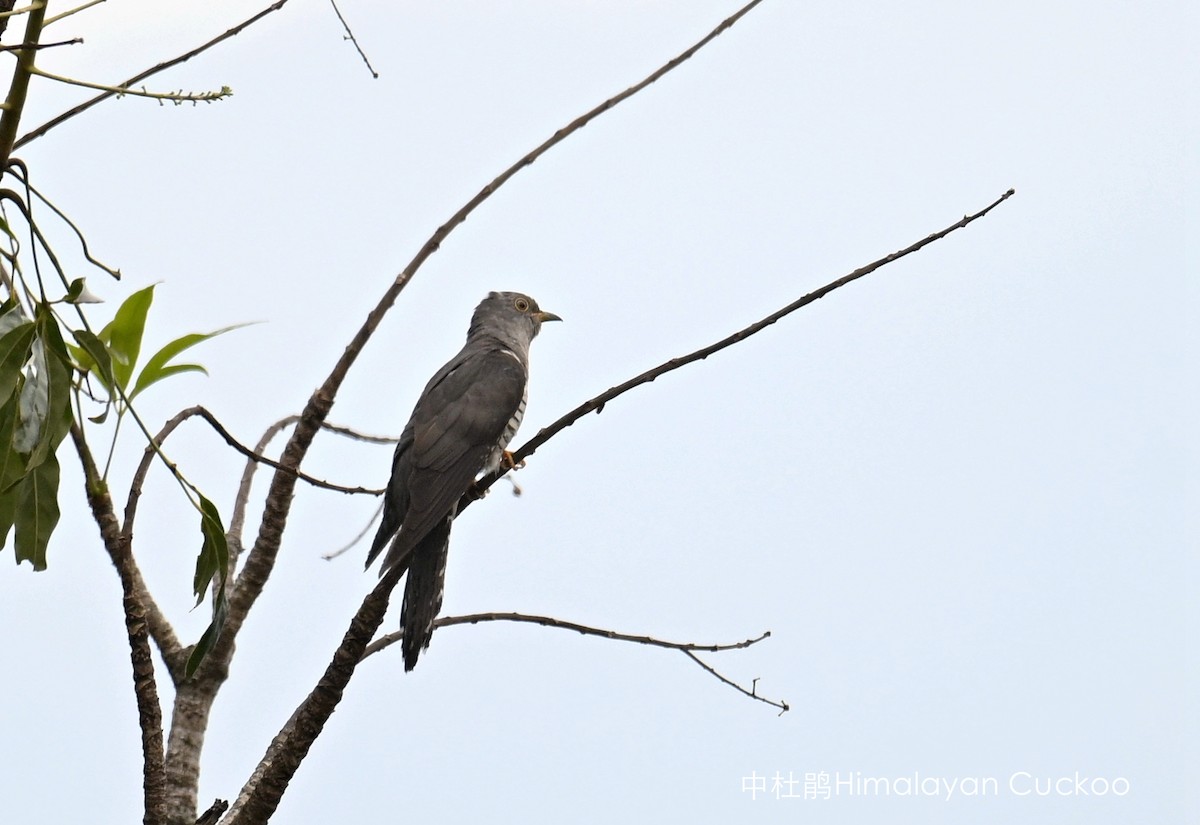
[500, 450, 526, 471]
[466, 480, 490, 501]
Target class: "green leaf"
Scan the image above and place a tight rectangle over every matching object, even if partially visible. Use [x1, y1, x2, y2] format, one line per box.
[0, 481, 16, 550]
[14, 450, 59, 569]
[186, 494, 230, 678]
[0, 395, 20, 547]
[185, 585, 228, 680]
[21, 313, 74, 471]
[0, 321, 35, 408]
[0, 296, 27, 335]
[71, 329, 117, 393]
[130, 323, 251, 400]
[0, 394, 24, 495]
[13, 344, 47, 455]
[101, 284, 155, 391]
[192, 494, 229, 604]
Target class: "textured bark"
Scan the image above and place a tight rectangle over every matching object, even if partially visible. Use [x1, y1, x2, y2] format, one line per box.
[161, 677, 224, 825]
[72, 425, 168, 825]
[223, 565, 403, 825]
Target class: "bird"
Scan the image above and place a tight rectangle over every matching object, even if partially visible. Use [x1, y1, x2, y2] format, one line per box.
[365, 291, 561, 671]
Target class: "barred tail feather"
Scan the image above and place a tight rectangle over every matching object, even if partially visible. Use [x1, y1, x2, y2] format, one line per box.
[400, 515, 452, 671]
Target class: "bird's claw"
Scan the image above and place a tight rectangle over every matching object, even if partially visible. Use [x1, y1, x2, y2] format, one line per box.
[500, 450, 525, 471]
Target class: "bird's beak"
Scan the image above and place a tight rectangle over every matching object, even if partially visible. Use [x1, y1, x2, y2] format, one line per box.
[534, 310, 562, 324]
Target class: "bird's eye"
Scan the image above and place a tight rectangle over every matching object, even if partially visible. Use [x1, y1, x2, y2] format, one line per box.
[514, 298, 530, 312]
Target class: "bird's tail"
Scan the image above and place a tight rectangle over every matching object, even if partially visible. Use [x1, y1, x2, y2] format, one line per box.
[400, 515, 452, 671]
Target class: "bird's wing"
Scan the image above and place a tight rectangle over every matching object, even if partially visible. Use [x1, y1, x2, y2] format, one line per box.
[364, 421, 415, 570]
[383, 346, 526, 568]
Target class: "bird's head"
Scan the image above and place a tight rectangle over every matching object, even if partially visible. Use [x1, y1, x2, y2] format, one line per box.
[470, 291, 561, 346]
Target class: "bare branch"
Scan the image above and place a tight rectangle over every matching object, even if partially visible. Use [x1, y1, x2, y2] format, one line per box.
[365, 613, 784, 712]
[27, 66, 232, 103]
[320, 499, 383, 561]
[228, 414, 396, 552]
[328, 0, 378, 78]
[467, 188, 1018, 504]
[228, 414, 298, 554]
[43, 0, 105, 26]
[223, 564, 406, 825]
[683, 649, 789, 714]
[319, 420, 398, 444]
[14, 0, 293, 149]
[69, 424, 168, 823]
[188, 406, 380, 495]
[0, 2, 33, 22]
[0, 37, 81, 52]
[0, 0, 46, 170]
[363, 612, 771, 659]
[124, 406, 378, 539]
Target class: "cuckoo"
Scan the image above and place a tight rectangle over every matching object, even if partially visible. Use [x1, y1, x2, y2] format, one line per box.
[365, 291, 561, 671]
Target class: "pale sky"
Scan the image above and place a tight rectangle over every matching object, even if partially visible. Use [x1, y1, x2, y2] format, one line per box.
[0, 1, 1194, 823]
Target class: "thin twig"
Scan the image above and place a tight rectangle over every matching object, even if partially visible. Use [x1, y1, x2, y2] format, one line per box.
[364, 611, 771, 659]
[0, 2, 33, 22]
[7, 159, 122, 279]
[328, 0, 377, 78]
[683, 649, 788, 714]
[43, 0, 105, 26]
[228, 414, 298, 553]
[364, 614, 784, 711]
[0, 37, 80, 51]
[321, 499, 384, 561]
[14, 0, 292, 149]
[229, 414, 397, 552]
[125, 406, 378, 519]
[28, 66, 231, 103]
[320, 420, 397, 444]
[466, 188, 1017, 505]
[190, 406, 380, 495]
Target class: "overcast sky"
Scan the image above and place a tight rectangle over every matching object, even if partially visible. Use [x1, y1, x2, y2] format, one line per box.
[0, 1, 1194, 823]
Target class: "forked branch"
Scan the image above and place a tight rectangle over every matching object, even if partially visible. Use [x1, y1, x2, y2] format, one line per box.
[69, 424, 168, 824]
[365, 613, 787, 712]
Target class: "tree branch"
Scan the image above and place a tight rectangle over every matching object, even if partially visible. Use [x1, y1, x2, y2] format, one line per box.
[13, 0, 293, 149]
[365, 612, 786, 712]
[0, 36, 80, 52]
[188, 405, 380, 495]
[223, 564, 406, 825]
[682, 650, 788, 714]
[328, 0, 377, 78]
[0, 0, 46, 169]
[466, 188, 1017, 505]
[227, 414, 397, 558]
[364, 612, 771, 658]
[69, 423, 168, 825]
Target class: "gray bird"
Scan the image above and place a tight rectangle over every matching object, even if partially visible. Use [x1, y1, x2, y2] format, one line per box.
[365, 291, 561, 671]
